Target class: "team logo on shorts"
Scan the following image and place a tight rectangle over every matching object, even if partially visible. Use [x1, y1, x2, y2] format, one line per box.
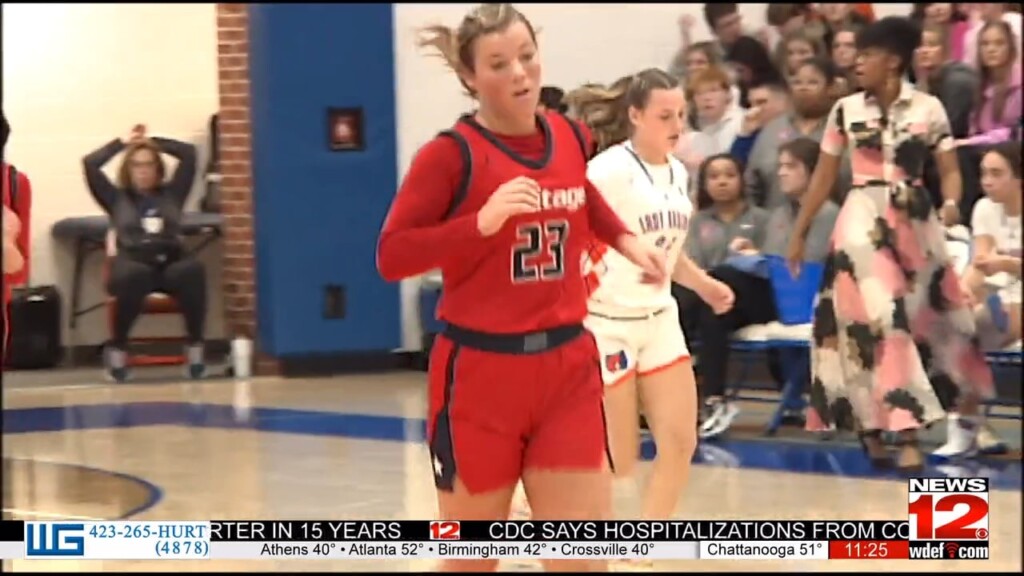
[604, 350, 629, 373]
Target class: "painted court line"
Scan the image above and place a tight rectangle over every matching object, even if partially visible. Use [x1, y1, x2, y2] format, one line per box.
[2, 509, 106, 521]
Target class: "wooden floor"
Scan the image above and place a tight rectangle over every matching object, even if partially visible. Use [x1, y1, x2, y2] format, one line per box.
[2, 373, 1021, 572]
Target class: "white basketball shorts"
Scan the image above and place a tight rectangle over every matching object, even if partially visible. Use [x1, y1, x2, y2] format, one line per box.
[584, 300, 691, 387]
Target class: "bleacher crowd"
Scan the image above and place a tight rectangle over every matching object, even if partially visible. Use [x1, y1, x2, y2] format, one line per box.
[537, 3, 1022, 465]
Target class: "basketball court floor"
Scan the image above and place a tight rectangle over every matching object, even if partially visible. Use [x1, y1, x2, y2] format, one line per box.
[2, 372, 1021, 572]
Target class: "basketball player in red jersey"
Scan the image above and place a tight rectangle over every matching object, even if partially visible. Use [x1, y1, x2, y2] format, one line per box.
[4, 189, 27, 354]
[3, 204, 24, 278]
[377, 4, 666, 572]
[3, 112, 30, 354]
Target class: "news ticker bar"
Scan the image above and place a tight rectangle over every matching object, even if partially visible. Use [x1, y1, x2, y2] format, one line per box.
[1, 519, 921, 542]
[1, 521, 990, 561]
[0, 538, 993, 561]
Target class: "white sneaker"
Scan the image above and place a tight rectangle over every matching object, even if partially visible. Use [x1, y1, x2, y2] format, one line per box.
[699, 401, 739, 439]
[932, 414, 979, 460]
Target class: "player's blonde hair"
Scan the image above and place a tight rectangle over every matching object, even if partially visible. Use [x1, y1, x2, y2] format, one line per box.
[566, 68, 680, 155]
[417, 4, 538, 96]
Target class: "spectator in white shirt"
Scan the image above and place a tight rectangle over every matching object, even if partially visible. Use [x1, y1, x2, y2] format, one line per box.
[961, 141, 1022, 350]
[687, 66, 745, 158]
[936, 141, 1020, 460]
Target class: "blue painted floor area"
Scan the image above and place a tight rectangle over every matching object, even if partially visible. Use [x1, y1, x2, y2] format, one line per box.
[4, 402, 1021, 491]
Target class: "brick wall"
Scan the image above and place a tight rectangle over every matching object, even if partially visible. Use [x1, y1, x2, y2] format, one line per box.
[216, 4, 279, 375]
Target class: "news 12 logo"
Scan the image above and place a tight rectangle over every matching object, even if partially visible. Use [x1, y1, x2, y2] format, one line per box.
[429, 520, 461, 541]
[907, 478, 989, 541]
[26, 523, 86, 557]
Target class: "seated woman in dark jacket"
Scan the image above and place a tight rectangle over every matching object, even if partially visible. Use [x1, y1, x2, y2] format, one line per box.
[83, 125, 205, 382]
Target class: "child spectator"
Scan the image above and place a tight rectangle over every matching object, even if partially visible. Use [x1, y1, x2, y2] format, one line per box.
[687, 66, 745, 158]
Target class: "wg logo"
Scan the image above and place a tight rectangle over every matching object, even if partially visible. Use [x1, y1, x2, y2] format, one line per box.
[26, 523, 86, 556]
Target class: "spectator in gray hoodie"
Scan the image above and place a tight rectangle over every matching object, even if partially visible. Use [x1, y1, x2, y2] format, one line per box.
[916, 23, 979, 139]
[745, 57, 852, 209]
[916, 22, 981, 215]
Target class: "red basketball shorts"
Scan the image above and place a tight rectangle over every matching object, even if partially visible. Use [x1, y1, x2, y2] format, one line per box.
[426, 323, 612, 494]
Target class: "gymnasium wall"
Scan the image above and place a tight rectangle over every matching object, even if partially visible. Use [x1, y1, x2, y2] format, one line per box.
[1, 3, 224, 346]
[246, 4, 400, 356]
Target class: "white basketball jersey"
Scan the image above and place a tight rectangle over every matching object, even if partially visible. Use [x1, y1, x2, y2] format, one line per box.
[583, 142, 693, 312]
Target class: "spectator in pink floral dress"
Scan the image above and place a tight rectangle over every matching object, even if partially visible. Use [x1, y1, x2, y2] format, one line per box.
[785, 17, 994, 472]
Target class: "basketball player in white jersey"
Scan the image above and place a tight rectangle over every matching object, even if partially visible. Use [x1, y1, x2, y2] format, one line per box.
[570, 69, 735, 531]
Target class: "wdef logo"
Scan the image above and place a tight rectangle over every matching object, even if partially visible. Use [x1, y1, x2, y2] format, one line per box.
[26, 523, 85, 557]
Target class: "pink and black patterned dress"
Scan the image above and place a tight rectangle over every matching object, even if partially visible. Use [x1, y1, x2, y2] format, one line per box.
[805, 82, 994, 433]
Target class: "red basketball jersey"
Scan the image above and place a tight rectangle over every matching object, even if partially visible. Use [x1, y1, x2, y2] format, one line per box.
[438, 113, 598, 334]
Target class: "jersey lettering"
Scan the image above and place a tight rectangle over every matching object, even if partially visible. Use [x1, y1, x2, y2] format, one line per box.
[638, 209, 690, 235]
[540, 186, 586, 211]
[512, 219, 570, 283]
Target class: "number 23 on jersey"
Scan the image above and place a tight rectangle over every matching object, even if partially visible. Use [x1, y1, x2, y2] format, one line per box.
[512, 219, 569, 283]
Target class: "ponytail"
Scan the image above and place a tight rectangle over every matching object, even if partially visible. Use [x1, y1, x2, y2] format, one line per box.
[566, 80, 630, 155]
[566, 68, 680, 156]
[418, 25, 463, 74]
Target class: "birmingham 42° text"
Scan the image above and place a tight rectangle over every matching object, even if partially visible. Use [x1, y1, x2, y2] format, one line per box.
[257, 541, 657, 559]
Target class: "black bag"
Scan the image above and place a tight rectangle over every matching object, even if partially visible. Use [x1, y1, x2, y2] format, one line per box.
[6, 285, 63, 369]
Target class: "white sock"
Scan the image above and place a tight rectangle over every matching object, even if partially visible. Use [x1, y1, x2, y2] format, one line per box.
[612, 476, 643, 520]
